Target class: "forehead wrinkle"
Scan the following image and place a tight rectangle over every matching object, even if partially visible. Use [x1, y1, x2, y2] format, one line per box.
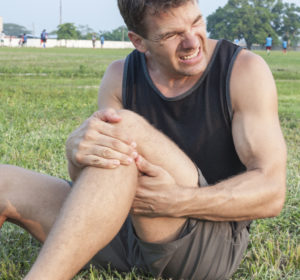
[152, 11, 202, 41]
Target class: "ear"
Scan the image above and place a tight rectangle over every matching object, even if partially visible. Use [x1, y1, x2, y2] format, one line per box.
[128, 31, 147, 53]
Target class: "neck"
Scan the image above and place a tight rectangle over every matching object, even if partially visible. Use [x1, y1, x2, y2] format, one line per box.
[145, 56, 202, 98]
[154, 72, 201, 98]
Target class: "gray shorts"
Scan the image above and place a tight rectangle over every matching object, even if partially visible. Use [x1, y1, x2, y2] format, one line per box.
[68, 168, 250, 279]
[87, 216, 249, 280]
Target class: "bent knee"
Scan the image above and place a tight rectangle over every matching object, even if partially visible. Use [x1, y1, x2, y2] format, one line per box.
[117, 109, 146, 125]
[115, 109, 150, 139]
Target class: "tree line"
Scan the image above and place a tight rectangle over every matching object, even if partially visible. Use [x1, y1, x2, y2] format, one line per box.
[3, 0, 299, 49]
[207, 0, 300, 49]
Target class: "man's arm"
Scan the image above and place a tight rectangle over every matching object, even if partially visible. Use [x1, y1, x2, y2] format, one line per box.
[66, 60, 137, 181]
[132, 50, 286, 221]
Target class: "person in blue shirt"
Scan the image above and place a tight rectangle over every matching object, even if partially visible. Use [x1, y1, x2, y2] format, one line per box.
[282, 40, 288, 54]
[40, 29, 48, 48]
[22, 33, 27, 47]
[100, 35, 104, 48]
[265, 34, 272, 55]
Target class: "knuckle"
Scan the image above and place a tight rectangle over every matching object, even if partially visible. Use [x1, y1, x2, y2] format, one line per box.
[102, 148, 112, 158]
[77, 141, 86, 151]
[91, 157, 105, 167]
[75, 153, 83, 164]
[83, 131, 95, 141]
[87, 118, 99, 129]
[111, 139, 124, 151]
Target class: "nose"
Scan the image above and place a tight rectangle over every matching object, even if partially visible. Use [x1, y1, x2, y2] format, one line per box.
[181, 32, 198, 49]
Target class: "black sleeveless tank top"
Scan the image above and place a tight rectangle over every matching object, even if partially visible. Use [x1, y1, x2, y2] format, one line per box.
[122, 39, 246, 185]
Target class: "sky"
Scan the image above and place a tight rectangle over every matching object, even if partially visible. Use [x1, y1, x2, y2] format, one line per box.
[0, 0, 299, 35]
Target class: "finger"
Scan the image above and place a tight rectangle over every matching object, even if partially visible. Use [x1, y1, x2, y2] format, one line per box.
[95, 133, 137, 158]
[88, 117, 136, 147]
[79, 154, 121, 169]
[136, 156, 160, 177]
[90, 145, 136, 166]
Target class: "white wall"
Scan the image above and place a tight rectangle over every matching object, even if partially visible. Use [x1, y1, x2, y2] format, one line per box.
[1, 37, 134, 49]
[0, 17, 3, 33]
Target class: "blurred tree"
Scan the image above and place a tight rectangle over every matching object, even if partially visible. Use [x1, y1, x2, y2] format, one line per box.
[77, 24, 95, 40]
[100, 26, 129, 41]
[273, 1, 300, 46]
[3, 23, 31, 36]
[56, 23, 80, 39]
[207, 0, 299, 49]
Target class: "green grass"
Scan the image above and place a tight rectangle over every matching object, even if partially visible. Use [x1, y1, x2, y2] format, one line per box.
[0, 47, 299, 279]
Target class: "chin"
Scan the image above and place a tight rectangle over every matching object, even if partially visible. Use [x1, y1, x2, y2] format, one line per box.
[179, 67, 204, 77]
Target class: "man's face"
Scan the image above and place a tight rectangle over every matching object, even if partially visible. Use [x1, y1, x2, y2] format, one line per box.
[142, 1, 208, 78]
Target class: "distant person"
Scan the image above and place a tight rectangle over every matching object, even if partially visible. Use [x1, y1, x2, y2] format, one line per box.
[41, 29, 48, 48]
[234, 38, 239, 46]
[92, 33, 96, 48]
[0, 33, 4, 47]
[282, 39, 288, 54]
[265, 34, 272, 55]
[22, 33, 27, 47]
[100, 35, 104, 48]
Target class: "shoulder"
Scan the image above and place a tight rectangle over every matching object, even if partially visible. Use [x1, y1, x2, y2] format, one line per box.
[230, 50, 277, 113]
[97, 59, 126, 109]
[104, 59, 125, 78]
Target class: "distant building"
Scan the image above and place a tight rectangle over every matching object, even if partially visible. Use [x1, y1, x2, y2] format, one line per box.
[0, 16, 3, 33]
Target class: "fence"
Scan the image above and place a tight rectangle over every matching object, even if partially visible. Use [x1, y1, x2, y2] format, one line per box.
[0, 37, 134, 49]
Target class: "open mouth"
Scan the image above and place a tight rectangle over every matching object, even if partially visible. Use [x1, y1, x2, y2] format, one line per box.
[180, 47, 200, 61]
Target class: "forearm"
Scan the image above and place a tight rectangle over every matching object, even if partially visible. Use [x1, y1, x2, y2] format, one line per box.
[175, 169, 285, 221]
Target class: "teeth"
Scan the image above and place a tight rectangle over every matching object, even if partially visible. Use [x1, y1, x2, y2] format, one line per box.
[181, 49, 199, 60]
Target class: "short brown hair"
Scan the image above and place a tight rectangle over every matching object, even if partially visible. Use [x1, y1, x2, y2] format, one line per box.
[118, 0, 197, 38]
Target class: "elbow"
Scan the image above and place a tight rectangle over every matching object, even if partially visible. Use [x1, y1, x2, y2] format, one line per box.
[260, 157, 287, 218]
[264, 181, 286, 218]
[269, 193, 285, 217]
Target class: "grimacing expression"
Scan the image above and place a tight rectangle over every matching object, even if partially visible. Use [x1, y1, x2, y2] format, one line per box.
[142, 1, 209, 78]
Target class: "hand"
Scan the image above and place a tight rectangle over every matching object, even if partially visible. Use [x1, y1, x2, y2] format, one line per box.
[66, 108, 138, 169]
[131, 156, 179, 217]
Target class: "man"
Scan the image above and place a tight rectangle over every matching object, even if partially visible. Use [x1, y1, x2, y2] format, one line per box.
[41, 29, 47, 48]
[22, 33, 28, 47]
[265, 34, 272, 55]
[92, 33, 96, 48]
[0, 1, 286, 279]
[100, 35, 105, 48]
[282, 39, 288, 54]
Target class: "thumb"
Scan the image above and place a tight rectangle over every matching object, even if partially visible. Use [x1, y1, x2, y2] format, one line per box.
[94, 108, 122, 123]
[136, 156, 160, 177]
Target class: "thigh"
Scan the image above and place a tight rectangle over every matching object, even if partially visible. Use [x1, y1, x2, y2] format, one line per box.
[138, 220, 249, 280]
[0, 164, 71, 242]
[116, 110, 201, 243]
[89, 218, 249, 280]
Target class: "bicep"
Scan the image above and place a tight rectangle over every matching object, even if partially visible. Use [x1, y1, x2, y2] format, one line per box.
[97, 60, 125, 110]
[230, 51, 286, 173]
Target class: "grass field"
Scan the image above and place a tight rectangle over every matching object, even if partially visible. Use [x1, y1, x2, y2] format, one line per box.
[0, 47, 299, 280]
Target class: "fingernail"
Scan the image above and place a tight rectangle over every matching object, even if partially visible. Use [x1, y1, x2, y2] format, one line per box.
[131, 152, 138, 159]
[131, 142, 137, 148]
[127, 157, 133, 163]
